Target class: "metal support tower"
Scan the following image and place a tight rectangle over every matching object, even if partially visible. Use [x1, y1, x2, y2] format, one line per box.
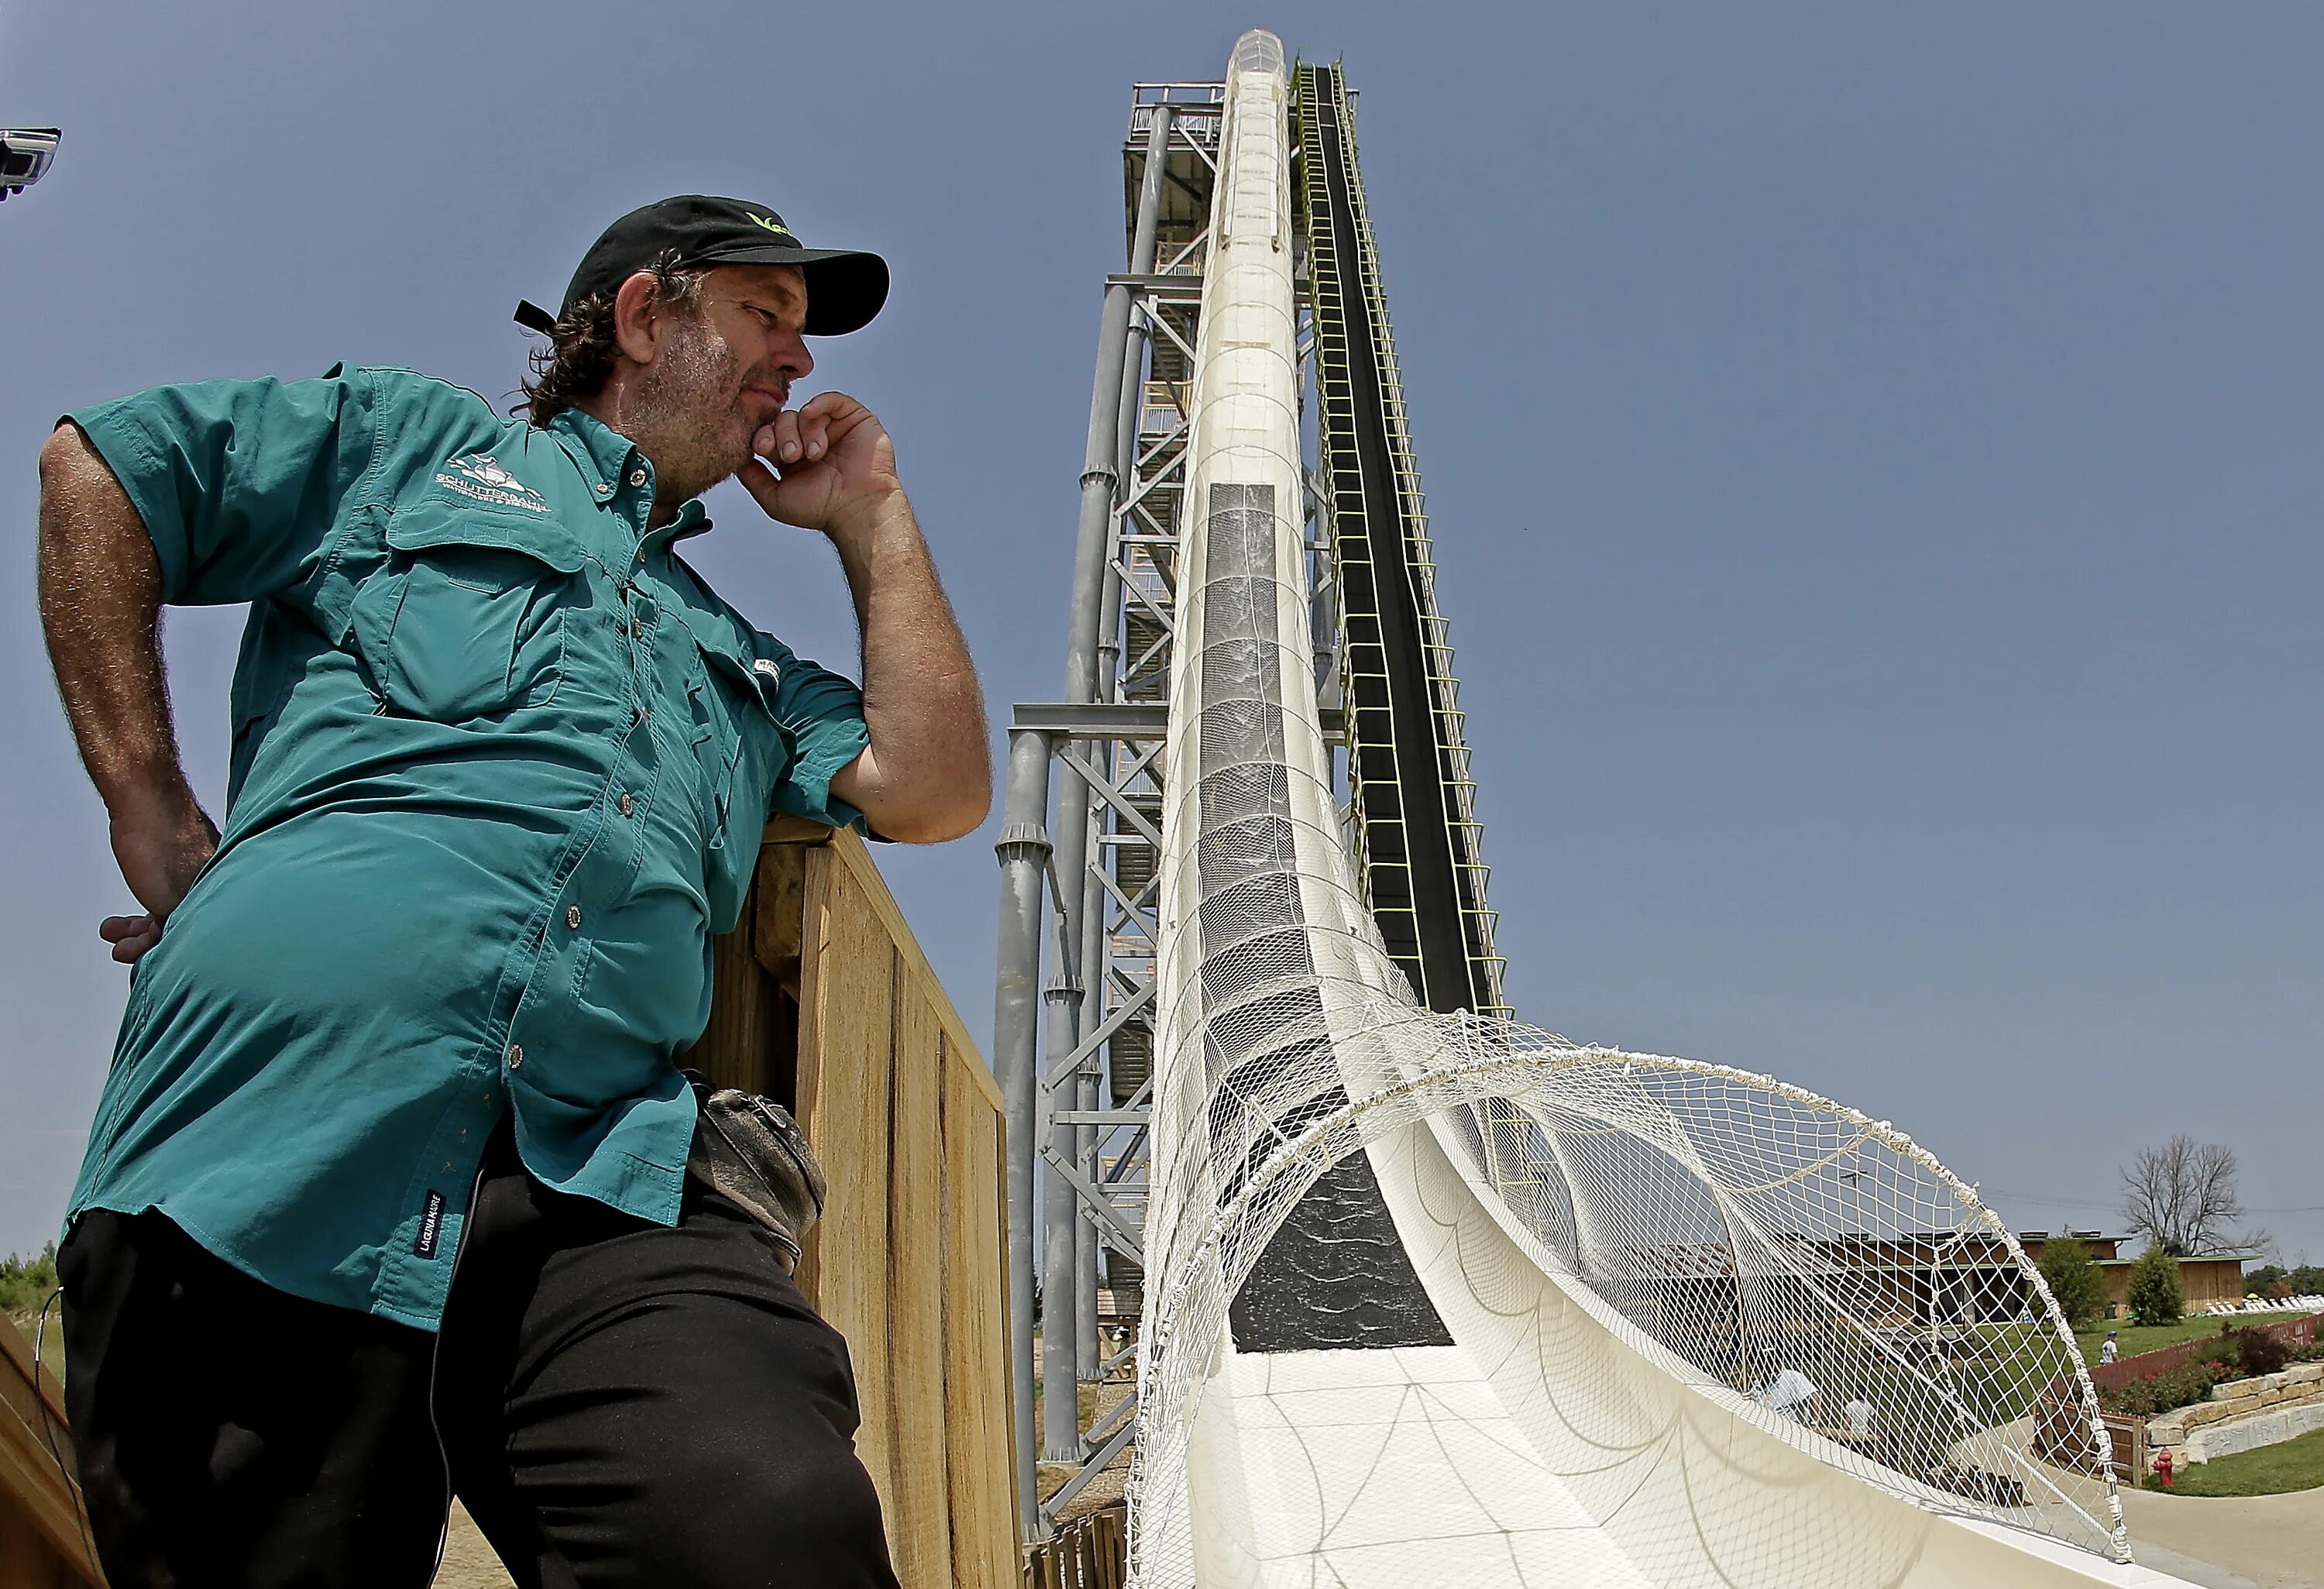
[991, 81, 1228, 1538]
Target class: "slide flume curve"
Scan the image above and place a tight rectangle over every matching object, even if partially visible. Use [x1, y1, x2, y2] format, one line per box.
[1127, 31, 2194, 1589]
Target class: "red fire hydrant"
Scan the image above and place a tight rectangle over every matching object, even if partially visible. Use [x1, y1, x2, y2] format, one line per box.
[2153, 1448, 2174, 1488]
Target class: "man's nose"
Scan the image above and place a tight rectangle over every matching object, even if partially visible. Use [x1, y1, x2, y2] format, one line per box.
[777, 335, 813, 382]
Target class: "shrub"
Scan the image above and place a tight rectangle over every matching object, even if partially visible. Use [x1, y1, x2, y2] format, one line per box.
[2100, 1361, 2232, 1417]
[0, 1244, 59, 1316]
[2038, 1237, 2108, 1329]
[2128, 1247, 2185, 1326]
[2226, 1325, 2293, 1378]
[2192, 1336, 2240, 1371]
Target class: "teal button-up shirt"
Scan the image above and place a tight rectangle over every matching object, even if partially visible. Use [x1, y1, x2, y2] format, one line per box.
[64, 366, 870, 1329]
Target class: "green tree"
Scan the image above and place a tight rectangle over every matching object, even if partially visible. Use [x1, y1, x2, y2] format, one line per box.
[0, 1243, 60, 1316]
[2037, 1236, 2108, 1329]
[2127, 1244, 2185, 1326]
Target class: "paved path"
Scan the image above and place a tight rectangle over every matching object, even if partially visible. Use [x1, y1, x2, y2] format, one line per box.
[2122, 1484, 2324, 1589]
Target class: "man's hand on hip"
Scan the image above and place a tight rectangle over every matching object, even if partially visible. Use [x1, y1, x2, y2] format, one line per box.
[101, 787, 217, 963]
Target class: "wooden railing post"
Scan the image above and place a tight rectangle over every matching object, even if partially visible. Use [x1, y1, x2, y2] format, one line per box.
[1, 1313, 105, 1586]
[690, 820, 1022, 1588]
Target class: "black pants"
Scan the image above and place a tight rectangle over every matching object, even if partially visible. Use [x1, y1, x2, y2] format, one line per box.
[58, 1126, 901, 1589]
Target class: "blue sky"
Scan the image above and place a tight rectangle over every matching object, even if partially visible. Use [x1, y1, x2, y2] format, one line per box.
[3, 2, 2318, 1264]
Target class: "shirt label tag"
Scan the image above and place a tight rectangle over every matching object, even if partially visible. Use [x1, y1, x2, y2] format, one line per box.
[415, 1190, 447, 1259]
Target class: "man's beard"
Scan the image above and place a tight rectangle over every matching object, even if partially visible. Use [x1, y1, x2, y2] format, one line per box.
[627, 316, 751, 507]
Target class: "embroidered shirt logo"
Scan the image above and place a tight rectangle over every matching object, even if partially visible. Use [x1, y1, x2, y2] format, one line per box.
[435, 452, 550, 513]
[753, 658, 782, 686]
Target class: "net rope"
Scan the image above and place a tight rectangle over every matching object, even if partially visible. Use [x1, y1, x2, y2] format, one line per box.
[1126, 31, 2123, 1585]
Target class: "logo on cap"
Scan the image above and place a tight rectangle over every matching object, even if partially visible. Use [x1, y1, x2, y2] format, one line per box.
[747, 213, 796, 242]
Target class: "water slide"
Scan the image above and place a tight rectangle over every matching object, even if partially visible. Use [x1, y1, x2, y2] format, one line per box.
[1129, 33, 2198, 1588]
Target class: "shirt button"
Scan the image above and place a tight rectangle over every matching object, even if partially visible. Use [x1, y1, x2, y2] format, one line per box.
[617, 792, 634, 817]
[628, 468, 648, 487]
[632, 617, 645, 638]
[507, 1044, 524, 1068]
[596, 483, 613, 498]
[566, 905, 583, 930]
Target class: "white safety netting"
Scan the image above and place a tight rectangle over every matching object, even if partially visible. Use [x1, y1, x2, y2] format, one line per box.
[1128, 29, 2124, 1587]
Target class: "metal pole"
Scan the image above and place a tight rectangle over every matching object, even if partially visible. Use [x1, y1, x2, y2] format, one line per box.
[1040, 900, 1085, 1461]
[1072, 796, 1107, 1384]
[1040, 98, 1182, 1434]
[1115, 106, 1173, 494]
[1074, 114, 1174, 1384]
[1065, 300, 1135, 703]
[992, 728, 1053, 1540]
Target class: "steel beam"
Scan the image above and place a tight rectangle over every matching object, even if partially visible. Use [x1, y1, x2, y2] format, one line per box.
[1013, 699, 1344, 741]
[990, 727, 1053, 1538]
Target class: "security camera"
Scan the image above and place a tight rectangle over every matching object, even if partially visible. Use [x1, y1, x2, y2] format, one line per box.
[1, 129, 60, 200]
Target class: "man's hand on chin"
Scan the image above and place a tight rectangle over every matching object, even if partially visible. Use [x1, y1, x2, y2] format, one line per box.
[737, 391, 905, 546]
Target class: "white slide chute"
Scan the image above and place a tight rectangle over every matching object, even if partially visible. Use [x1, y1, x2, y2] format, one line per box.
[1129, 31, 2194, 1589]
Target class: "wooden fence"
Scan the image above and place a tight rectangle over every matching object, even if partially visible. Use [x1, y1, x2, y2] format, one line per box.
[0, 1306, 102, 1586]
[689, 819, 1020, 1588]
[2102, 1413, 2149, 1484]
[2089, 1309, 2324, 1394]
[1023, 1505, 1127, 1589]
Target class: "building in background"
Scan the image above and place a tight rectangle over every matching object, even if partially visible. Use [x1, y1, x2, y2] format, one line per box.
[2016, 1231, 2262, 1319]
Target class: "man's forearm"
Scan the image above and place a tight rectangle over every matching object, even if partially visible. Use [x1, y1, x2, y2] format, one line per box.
[827, 491, 990, 841]
[36, 425, 196, 820]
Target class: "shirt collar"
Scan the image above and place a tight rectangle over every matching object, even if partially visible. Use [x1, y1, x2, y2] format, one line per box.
[545, 406, 712, 542]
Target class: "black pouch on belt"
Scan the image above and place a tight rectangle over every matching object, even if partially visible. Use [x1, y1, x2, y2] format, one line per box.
[680, 1070, 827, 1271]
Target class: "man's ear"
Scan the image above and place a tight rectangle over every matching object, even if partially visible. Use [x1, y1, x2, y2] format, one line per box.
[611, 271, 664, 367]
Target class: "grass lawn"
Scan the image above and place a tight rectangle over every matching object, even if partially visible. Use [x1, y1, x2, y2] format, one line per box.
[2147, 1426, 2324, 1497]
[2077, 1317, 2243, 1363]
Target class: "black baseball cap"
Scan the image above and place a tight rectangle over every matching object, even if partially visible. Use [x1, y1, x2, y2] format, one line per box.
[515, 194, 889, 339]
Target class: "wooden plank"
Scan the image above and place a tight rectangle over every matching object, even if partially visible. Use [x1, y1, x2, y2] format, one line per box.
[792, 843, 901, 1533]
[752, 837, 811, 999]
[885, 979, 952, 1587]
[0, 1501, 88, 1589]
[789, 842, 836, 1309]
[822, 832, 1002, 1112]
[944, 1046, 1019, 1587]
[686, 908, 774, 1097]
[0, 1324, 99, 1584]
[755, 824, 1016, 1581]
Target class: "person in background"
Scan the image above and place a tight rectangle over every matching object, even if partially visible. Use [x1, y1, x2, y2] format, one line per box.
[2100, 1330, 2120, 1365]
[1755, 1361, 1823, 1426]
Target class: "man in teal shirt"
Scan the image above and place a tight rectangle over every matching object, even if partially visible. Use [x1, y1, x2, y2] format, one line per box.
[37, 195, 988, 1588]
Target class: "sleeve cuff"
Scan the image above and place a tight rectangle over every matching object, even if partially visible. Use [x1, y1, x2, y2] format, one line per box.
[772, 721, 873, 834]
[62, 404, 188, 603]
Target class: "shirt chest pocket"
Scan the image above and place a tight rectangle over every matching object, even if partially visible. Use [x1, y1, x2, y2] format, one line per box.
[356, 505, 589, 723]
